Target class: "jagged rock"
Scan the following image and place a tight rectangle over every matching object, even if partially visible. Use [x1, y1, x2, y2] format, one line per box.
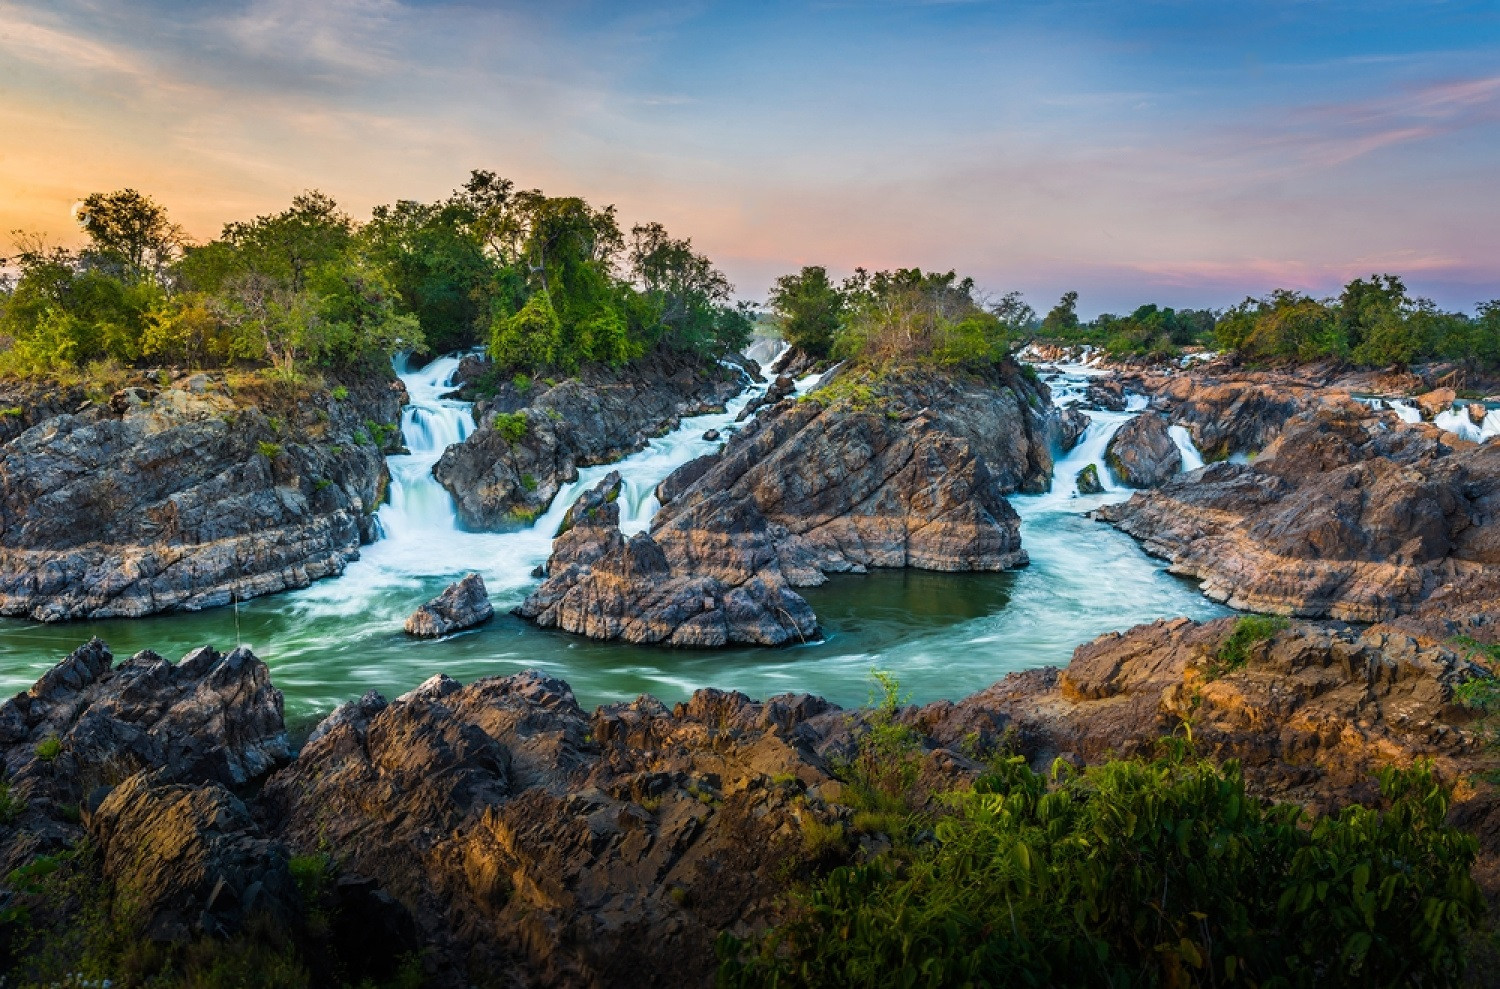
[1076, 463, 1104, 494]
[85, 772, 300, 941]
[1469, 403, 1489, 426]
[1104, 411, 1181, 488]
[0, 373, 398, 621]
[655, 453, 719, 507]
[1056, 406, 1091, 452]
[1145, 373, 1327, 461]
[404, 573, 495, 638]
[0, 640, 290, 873]
[735, 373, 795, 422]
[520, 481, 819, 647]
[1098, 402, 1500, 620]
[1416, 387, 1457, 419]
[1084, 378, 1126, 411]
[434, 351, 745, 529]
[702, 429, 721, 441]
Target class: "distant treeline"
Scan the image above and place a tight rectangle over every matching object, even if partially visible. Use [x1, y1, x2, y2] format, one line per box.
[770, 266, 1500, 370]
[0, 174, 751, 380]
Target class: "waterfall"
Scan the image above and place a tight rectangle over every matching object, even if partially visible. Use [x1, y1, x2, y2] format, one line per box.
[380, 354, 476, 540]
[1168, 425, 1205, 472]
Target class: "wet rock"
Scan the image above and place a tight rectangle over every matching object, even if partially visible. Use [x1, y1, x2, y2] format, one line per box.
[735, 373, 795, 422]
[0, 373, 398, 621]
[702, 429, 721, 441]
[434, 351, 745, 529]
[85, 772, 299, 941]
[1104, 411, 1181, 488]
[1098, 402, 1500, 620]
[655, 453, 719, 507]
[1469, 402, 1489, 427]
[1056, 406, 1091, 452]
[1084, 378, 1126, 411]
[1416, 387, 1457, 420]
[405, 573, 495, 638]
[1076, 463, 1104, 494]
[1145, 373, 1325, 461]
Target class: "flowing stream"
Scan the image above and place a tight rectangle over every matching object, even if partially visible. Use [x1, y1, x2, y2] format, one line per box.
[0, 357, 1229, 728]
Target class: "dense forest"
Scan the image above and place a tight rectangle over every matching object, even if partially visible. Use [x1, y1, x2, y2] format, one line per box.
[0, 173, 752, 380]
[769, 265, 1500, 371]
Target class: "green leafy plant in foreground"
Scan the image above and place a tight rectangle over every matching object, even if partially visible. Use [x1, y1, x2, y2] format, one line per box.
[1207, 614, 1289, 677]
[721, 740, 1485, 988]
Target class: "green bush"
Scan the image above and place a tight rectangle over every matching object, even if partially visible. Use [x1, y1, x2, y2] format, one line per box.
[520, 472, 538, 492]
[33, 736, 61, 762]
[256, 441, 282, 460]
[493, 411, 528, 443]
[1211, 615, 1290, 675]
[720, 750, 1485, 988]
[0, 779, 24, 823]
[330, 384, 349, 400]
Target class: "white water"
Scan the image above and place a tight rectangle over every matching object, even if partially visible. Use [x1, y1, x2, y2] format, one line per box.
[1169, 425, 1206, 472]
[1363, 396, 1500, 443]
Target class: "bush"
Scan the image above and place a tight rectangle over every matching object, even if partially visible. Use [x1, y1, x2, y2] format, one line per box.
[330, 385, 349, 400]
[493, 411, 528, 444]
[1211, 615, 1289, 675]
[256, 441, 283, 460]
[33, 736, 61, 762]
[0, 779, 24, 823]
[720, 751, 1485, 988]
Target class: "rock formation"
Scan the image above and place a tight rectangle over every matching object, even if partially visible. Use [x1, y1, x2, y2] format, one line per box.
[0, 371, 400, 621]
[520, 362, 1053, 646]
[1076, 462, 1104, 494]
[404, 573, 495, 638]
[1083, 377, 1127, 411]
[1104, 410, 1182, 487]
[1098, 401, 1500, 620]
[433, 351, 747, 529]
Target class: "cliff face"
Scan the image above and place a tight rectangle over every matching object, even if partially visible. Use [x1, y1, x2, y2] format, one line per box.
[519, 361, 1059, 646]
[432, 350, 749, 529]
[0, 369, 402, 621]
[1, 620, 1492, 987]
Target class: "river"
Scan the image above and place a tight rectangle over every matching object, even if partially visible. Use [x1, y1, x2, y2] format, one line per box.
[0, 357, 1230, 729]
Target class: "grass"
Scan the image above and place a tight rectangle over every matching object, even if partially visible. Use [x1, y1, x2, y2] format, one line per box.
[256, 441, 283, 461]
[34, 736, 62, 762]
[330, 385, 349, 401]
[520, 472, 538, 493]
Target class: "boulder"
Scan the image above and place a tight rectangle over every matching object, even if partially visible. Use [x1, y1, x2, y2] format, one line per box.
[735, 373, 796, 422]
[1056, 406, 1091, 452]
[702, 429, 721, 441]
[404, 573, 495, 638]
[1104, 412, 1181, 488]
[1076, 463, 1104, 494]
[1084, 378, 1126, 411]
[655, 453, 719, 507]
[1468, 402, 1488, 427]
[1415, 387, 1457, 420]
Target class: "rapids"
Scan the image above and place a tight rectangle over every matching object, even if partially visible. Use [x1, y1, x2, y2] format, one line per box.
[0, 357, 1229, 726]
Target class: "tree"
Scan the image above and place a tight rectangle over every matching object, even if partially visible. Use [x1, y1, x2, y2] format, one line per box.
[629, 222, 745, 355]
[1040, 290, 1080, 337]
[74, 189, 186, 284]
[221, 191, 353, 293]
[767, 266, 843, 358]
[990, 290, 1035, 339]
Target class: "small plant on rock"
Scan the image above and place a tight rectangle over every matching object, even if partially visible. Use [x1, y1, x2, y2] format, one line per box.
[34, 736, 62, 762]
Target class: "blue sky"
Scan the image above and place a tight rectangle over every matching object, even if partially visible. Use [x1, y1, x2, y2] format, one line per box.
[2, 0, 1497, 314]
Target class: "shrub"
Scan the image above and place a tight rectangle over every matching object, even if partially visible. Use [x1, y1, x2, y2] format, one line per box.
[330, 384, 349, 400]
[493, 411, 528, 444]
[511, 373, 532, 393]
[720, 752, 1485, 988]
[0, 779, 24, 823]
[1211, 615, 1290, 675]
[256, 441, 283, 460]
[520, 472, 538, 492]
[34, 736, 62, 762]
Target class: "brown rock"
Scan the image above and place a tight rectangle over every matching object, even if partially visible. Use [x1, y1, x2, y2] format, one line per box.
[1105, 411, 1181, 488]
[1416, 387, 1457, 420]
[405, 573, 495, 638]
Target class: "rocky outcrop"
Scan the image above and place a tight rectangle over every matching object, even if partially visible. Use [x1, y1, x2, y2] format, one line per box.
[1417, 387, 1458, 420]
[1083, 377, 1127, 411]
[1076, 463, 1104, 494]
[735, 373, 794, 422]
[433, 350, 746, 529]
[917, 616, 1494, 813]
[1056, 406, 1091, 452]
[1145, 372, 1325, 461]
[1105, 411, 1181, 488]
[519, 475, 819, 647]
[1098, 401, 1500, 620]
[0, 639, 290, 874]
[0, 370, 400, 621]
[404, 573, 494, 638]
[3, 620, 1495, 987]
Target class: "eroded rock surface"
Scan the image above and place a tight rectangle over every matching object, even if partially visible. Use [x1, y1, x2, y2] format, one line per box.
[433, 351, 747, 529]
[1105, 410, 1182, 488]
[405, 573, 494, 638]
[1098, 401, 1500, 620]
[0, 372, 399, 621]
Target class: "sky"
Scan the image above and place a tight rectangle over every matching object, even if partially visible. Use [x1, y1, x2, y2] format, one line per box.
[1, 0, 1498, 316]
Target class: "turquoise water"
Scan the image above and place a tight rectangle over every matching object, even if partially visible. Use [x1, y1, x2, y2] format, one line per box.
[0, 360, 1230, 726]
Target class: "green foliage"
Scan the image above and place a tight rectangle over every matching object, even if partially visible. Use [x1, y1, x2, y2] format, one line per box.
[33, 736, 61, 762]
[520, 472, 539, 492]
[511, 373, 532, 393]
[1209, 615, 1290, 676]
[721, 750, 1485, 988]
[769, 266, 844, 358]
[0, 778, 23, 824]
[256, 441, 283, 460]
[1041, 290, 1081, 336]
[331, 384, 349, 400]
[493, 411, 528, 443]
[836, 268, 1011, 367]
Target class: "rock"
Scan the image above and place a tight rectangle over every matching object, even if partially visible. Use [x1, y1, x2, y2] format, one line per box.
[405, 573, 495, 638]
[1076, 463, 1104, 494]
[1084, 378, 1127, 411]
[85, 772, 300, 941]
[1469, 402, 1488, 427]
[0, 372, 398, 621]
[1104, 412, 1181, 488]
[736, 373, 796, 422]
[1416, 387, 1457, 420]
[1098, 401, 1499, 620]
[655, 453, 718, 506]
[434, 351, 746, 529]
[1145, 372, 1327, 461]
[702, 429, 721, 441]
[1056, 407, 1091, 452]
[0, 640, 291, 873]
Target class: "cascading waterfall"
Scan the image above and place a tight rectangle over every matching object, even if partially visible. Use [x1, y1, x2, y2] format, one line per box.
[1169, 425, 1206, 471]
